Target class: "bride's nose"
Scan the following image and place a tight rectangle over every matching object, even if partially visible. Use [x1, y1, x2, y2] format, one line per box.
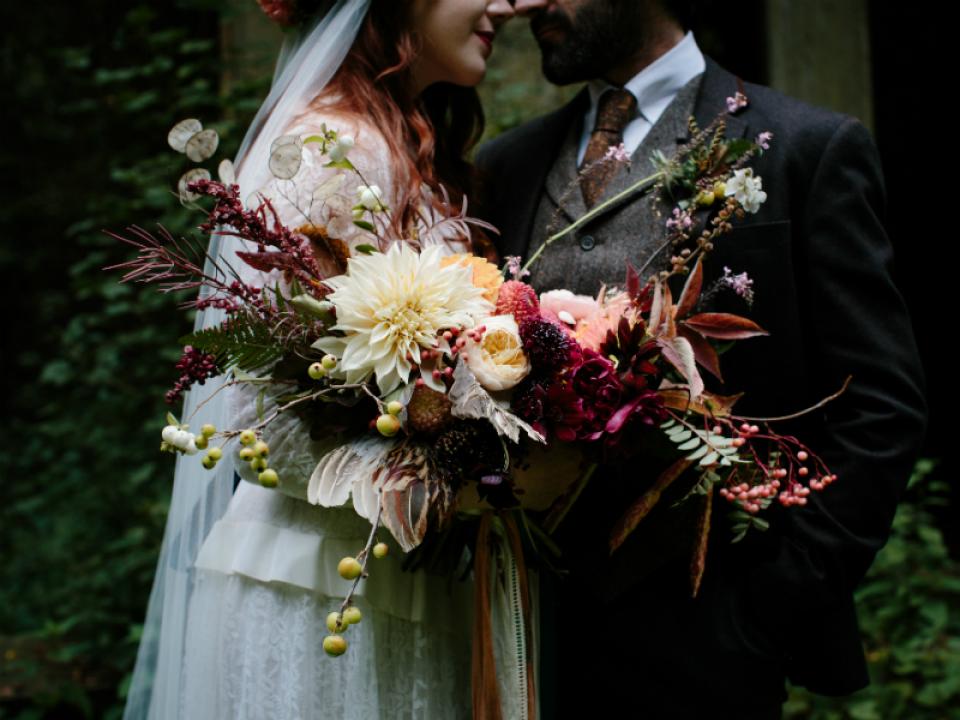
[486, 0, 516, 26]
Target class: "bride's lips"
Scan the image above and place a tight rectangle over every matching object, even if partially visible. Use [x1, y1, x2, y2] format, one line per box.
[475, 30, 494, 55]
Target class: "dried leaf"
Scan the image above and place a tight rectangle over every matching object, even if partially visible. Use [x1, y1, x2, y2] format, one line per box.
[609, 457, 694, 554]
[376, 440, 455, 551]
[167, 118, 202, 153]
[185, 128, 219, 162]
[657, 385, 743, 417]
[658, 335, 704, 400]
[306, 436, 391, 512]
[296, 223, 350, 278]
[677, 324, 722, 382]
[689, 488, 713, 598]
[649, 279, 664, 333]
[448, 361, 544, 444]
[681, 312, 768, 340]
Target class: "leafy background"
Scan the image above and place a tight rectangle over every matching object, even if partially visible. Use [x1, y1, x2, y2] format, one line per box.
[0, 1, 951, 718]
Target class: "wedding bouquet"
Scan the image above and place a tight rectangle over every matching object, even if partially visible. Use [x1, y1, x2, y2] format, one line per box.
[107, 102, 842, 655]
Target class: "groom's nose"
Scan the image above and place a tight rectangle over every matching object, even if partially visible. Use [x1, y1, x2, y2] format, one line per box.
[513, 0, 549, 16]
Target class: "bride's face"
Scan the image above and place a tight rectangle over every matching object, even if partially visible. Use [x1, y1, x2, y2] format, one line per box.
[411, 0, 515, 91]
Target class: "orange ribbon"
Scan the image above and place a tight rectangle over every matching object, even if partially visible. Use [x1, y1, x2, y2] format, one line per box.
[471, 509, 537, 720]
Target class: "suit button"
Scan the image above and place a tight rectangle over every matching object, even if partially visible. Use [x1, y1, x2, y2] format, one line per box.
[579, 235, 595, 251]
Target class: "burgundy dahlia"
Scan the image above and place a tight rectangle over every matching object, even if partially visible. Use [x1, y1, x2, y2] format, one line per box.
[512, 377, 587, 443]
[571, 350, 624, 441]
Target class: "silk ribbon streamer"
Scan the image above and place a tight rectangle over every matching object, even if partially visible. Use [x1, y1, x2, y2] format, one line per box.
[471, 509, 537, 720]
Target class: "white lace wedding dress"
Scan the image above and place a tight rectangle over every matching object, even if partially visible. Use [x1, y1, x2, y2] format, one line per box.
[176, 111, 539, 720]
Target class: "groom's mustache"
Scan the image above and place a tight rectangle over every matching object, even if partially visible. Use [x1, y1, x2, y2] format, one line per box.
[530, 8, 574, 46]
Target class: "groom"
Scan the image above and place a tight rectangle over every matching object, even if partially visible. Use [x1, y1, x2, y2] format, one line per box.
[476, 1, 928, 717]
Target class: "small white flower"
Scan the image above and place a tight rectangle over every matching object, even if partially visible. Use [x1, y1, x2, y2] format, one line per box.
[357, 184, 386, 211]
[328, 134, 355, 163]
[172, 430, 192, 449]
[162, 425, 178, 444]
[724, 167, 768, 214]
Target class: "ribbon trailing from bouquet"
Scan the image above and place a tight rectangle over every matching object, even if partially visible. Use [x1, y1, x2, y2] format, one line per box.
[472, 510, 537, 720]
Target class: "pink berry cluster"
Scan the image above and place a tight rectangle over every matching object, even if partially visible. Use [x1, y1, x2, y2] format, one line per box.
[409, 324, 486, 388]
[717, 422, 836, 513]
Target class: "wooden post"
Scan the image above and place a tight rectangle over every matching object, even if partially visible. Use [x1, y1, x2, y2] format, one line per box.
[765, 0, 874, 133]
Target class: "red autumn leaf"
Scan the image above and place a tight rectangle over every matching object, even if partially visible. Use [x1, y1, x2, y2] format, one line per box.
[676, 257, 704, 318]
[681, 312, 768, 340]
[625, 260, 640, 301]
[236, 250, 303, 275]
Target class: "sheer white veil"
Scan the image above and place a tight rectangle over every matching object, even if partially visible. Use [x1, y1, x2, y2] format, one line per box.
[123, 2, 371, 717]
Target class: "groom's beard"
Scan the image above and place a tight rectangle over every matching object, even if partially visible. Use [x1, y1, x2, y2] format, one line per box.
[531, 2, 656, 85]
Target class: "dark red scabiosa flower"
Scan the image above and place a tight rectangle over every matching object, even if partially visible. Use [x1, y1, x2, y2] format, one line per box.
[518, 316, 582, 376]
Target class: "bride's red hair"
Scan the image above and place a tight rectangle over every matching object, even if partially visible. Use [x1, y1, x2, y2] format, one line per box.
[305, 1, 485, 239]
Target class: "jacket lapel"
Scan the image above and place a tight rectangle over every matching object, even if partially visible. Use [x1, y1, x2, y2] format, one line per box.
[501, 55, 751, 259]
[691, 55, 750, 143]
[500, 89, 589, 260]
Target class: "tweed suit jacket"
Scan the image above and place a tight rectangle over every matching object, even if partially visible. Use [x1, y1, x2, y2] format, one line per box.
[475, 55, 928, 696]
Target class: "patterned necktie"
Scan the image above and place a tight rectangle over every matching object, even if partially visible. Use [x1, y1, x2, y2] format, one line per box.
[579, 88, 638, 208]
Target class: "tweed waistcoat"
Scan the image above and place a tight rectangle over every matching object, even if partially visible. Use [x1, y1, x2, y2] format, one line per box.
[524, 72, 704, 297]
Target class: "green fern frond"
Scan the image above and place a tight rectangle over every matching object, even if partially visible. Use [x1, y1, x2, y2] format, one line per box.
[179, 311, 285, 372]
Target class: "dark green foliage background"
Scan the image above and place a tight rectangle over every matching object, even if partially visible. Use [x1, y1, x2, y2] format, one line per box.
[0, 3, 952, 718]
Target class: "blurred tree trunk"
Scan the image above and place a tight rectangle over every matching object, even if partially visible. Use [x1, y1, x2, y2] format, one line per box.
[765, 0, 874, 132]
[220, 2, 281, 111]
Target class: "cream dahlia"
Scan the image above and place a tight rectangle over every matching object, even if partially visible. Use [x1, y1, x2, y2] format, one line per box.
[312, 242, 495, 393]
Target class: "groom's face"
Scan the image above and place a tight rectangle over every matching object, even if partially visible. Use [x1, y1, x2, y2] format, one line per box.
[516, 0, 659, 85]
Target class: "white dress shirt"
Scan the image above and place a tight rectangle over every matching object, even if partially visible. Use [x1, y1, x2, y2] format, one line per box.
[577, 30, 707, 166]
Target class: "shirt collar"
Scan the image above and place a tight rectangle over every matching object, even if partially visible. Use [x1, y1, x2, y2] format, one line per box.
[587, 30, 706, 126]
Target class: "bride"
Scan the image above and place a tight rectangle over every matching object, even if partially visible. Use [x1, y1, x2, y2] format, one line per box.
[121, 0, 534, 718]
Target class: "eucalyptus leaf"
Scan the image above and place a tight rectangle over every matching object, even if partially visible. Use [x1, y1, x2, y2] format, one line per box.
[256, 387, 266, 421]
[290, 294, 334, 319]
